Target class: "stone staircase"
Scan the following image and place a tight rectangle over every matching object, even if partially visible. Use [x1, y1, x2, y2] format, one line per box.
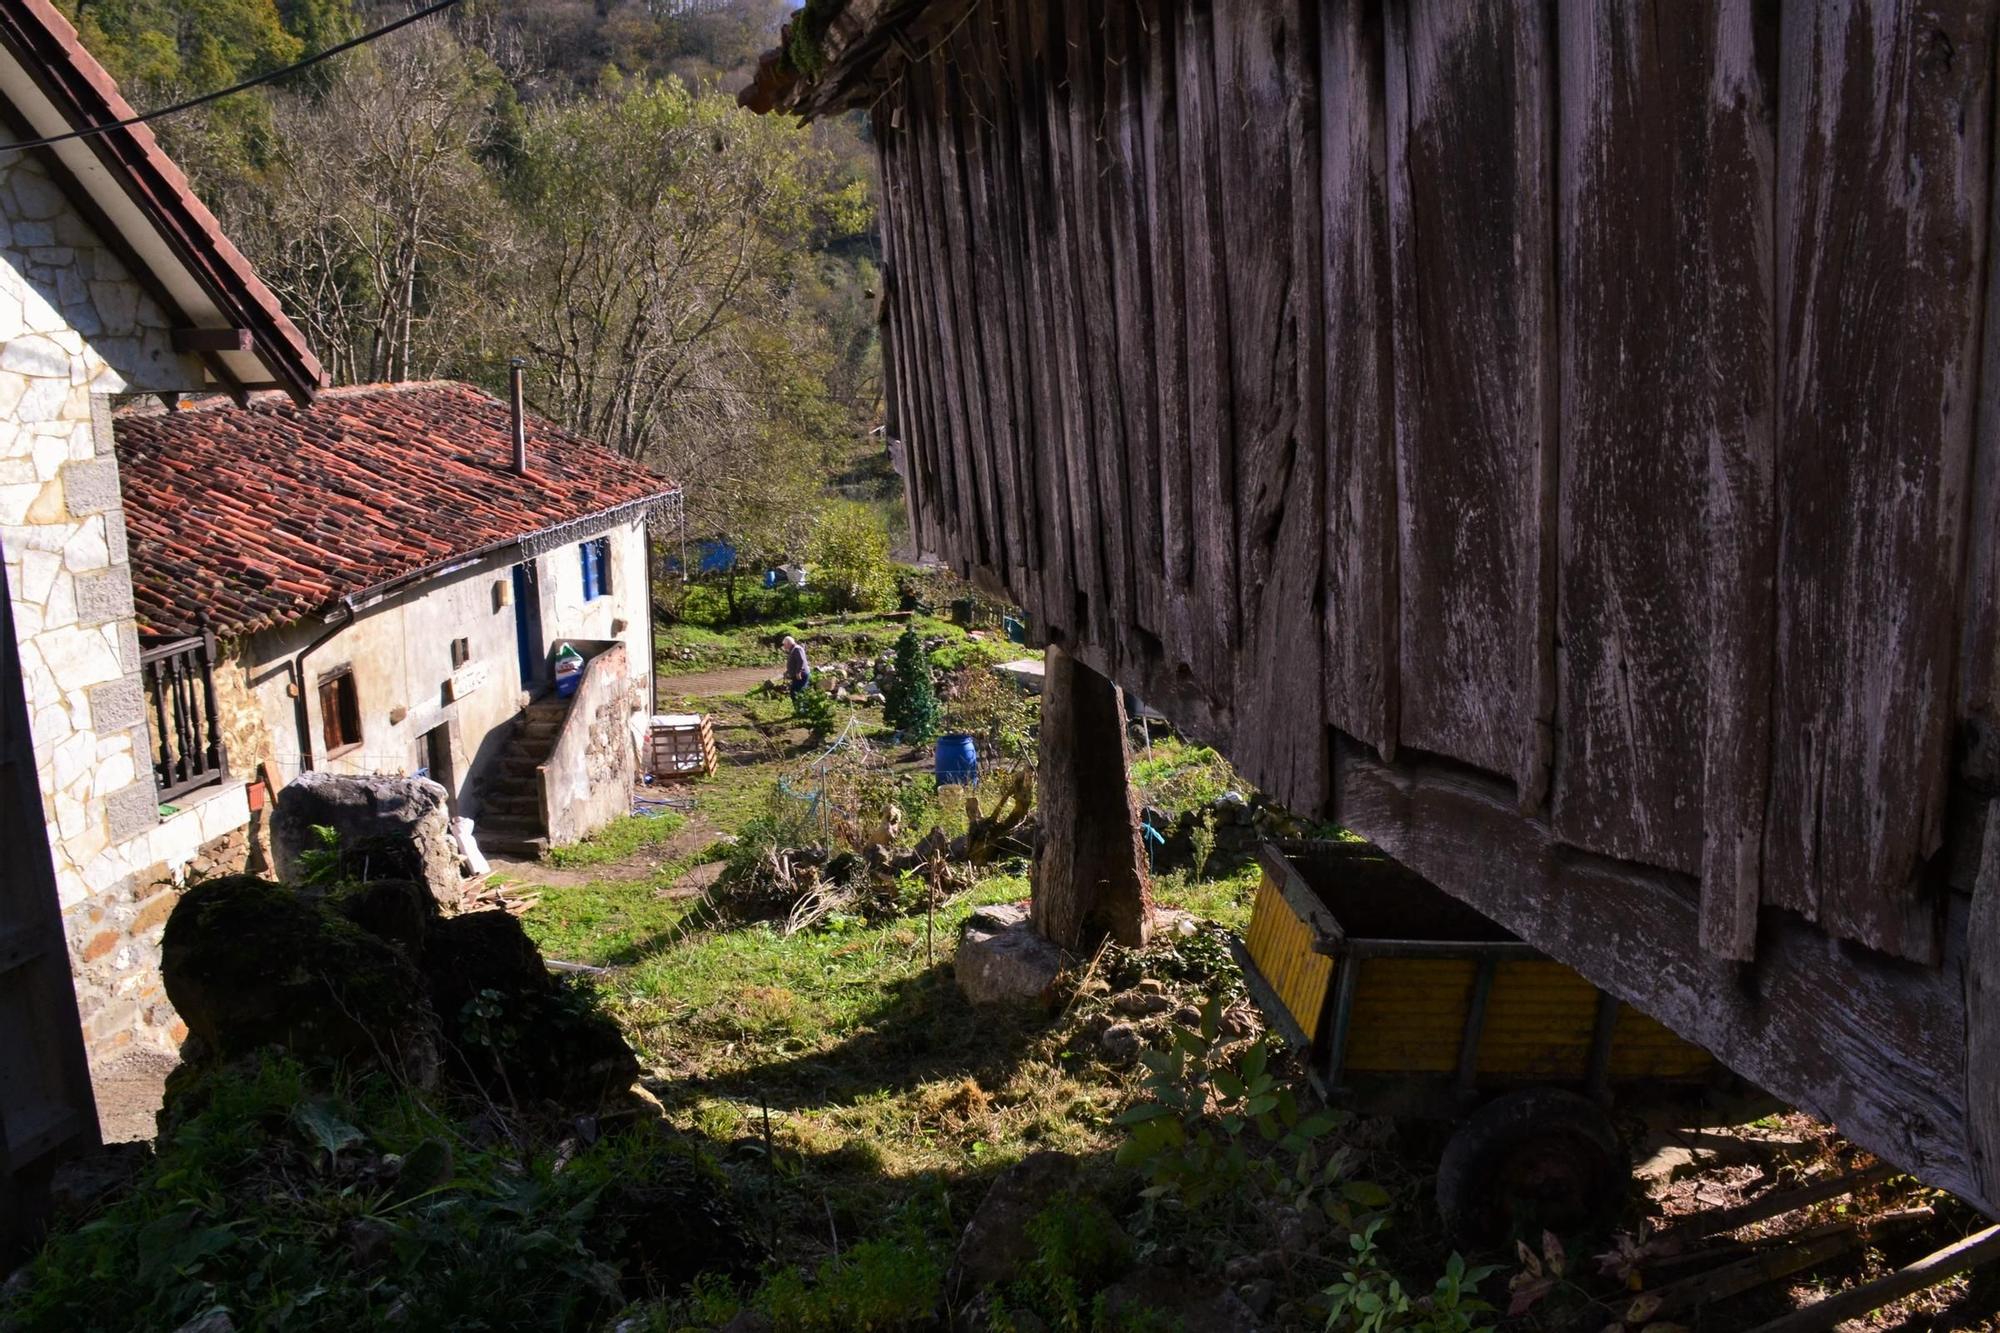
[474, 696, 571, 858]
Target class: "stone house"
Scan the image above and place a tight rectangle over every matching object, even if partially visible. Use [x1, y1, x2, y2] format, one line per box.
[115, 380, 679, 860]
[0, 0, 324, 1228]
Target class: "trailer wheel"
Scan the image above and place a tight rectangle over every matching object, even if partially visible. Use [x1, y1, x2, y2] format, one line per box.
[1436, 1087, 1628, 1245]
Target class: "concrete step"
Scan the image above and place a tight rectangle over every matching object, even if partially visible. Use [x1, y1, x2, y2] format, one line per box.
[478, 819, 548, 859]
[482, 792, 542, 818]
[499, 754, 547, 778]
[515, 719, 562, 743]
[524, 701, 570, 723]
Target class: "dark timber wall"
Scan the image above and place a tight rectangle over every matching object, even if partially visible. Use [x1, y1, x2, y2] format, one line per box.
[850, 0, 2000, 1212]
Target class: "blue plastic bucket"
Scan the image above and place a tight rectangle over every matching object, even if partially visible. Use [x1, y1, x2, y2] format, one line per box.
[934, 733, 980, 787]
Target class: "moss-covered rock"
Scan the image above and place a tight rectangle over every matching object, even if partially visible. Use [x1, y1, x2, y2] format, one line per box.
[324, 878, 434, 956]
[161, 876, 440, 1088]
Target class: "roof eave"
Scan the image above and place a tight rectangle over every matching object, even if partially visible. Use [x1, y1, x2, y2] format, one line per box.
[0, 0, 324, 403]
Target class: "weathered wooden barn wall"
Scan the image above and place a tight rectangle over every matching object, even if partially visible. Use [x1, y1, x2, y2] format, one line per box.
[855, 0, 2000, 1211]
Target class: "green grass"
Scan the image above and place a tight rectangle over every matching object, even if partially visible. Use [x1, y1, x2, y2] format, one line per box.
[521, 876, 703, 966]
[546, 811, 687, 869]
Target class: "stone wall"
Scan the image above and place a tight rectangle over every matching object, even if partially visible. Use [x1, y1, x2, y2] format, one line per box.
[0, 145, 243, 1071]
[541, 642, 642, 848]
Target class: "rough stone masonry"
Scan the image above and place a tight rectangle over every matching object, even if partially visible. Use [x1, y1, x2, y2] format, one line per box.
[0, 145, 251, 1070]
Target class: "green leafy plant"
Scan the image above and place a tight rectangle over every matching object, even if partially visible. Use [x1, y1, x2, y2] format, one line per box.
[1188, 812, 1218, 880]
[1323, 1222, 1500, 1333]
[792, 682, 839, 741]
[808, 500, 896, 612]
[296, 824, 344, 889]
[883, 627, 942, 744]
[1114, 998, 1345, 1210]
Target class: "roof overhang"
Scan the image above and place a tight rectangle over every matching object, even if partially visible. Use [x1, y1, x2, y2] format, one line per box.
[0, 0, 323, 403]
[327, 489, 684, 625]
[740, 0, 970, 121]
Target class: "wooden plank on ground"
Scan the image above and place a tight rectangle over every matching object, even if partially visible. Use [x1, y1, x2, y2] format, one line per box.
[1214, 0, 1327, 816]
[1744, 1223, 2000, 1333]
[1320, 0, 1399, 764]
[1383, 0, 1557, 800]
[1766, 0, 1992, 960]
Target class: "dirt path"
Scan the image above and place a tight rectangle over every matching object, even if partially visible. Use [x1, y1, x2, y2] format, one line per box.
[655, 665, 779, 700]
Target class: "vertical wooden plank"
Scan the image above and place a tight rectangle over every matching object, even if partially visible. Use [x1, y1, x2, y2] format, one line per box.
[1320, 0, 1399, 762]
[1768, 0, 1992, 960]
[1007, 0, 1082, 642]
[917, 56, 1003, 580]
[1176, 0, 1242, 701]
[1968, 801, 2000, 1206]
[887, 84, 959, 566]
[1213, 0, 1327, 815]
[1097, 0, 1167, 641]
[1699, 0, 1781, 961]
[871, 110, 929, 559]
[1034, 0, 1111, 643]
[1137, 0, 1207, 691]
[945, 23, 1031, 593]
[1553, 4, 1774, 886]
[877, 111, 947, 561]
[1383, 0, 1557, 800]
[1054, 0, 1138, 656]
[967, 10, 1045, 580]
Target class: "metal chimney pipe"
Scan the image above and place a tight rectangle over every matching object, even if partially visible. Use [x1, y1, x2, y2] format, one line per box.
[509, 357, 529, 478]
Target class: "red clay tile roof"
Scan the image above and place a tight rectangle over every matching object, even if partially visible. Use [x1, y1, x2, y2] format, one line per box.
[115, 382, 678, 638]
[0, 0, 323, 400]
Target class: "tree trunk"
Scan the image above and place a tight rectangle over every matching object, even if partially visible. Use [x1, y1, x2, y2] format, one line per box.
[1033, 644, 1151, 951]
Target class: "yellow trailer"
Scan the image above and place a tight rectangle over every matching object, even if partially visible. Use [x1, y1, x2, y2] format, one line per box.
[1235, 839, 1715, 1238]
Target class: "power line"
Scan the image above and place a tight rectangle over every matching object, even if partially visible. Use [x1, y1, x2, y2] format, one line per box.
[1, 0, 463, 156]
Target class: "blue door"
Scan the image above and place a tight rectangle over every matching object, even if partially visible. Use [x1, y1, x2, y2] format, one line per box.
[512, 562, 540, 688]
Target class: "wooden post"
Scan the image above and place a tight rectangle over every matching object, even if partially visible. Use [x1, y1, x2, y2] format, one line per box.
[1033, 644, 1151, 951]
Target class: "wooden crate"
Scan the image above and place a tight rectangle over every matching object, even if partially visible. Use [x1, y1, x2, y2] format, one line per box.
[649, 713, 716, 779]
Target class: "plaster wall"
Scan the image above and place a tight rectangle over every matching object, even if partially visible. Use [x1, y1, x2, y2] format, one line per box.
[0, 147, 238, 1070]
[239, 516, 654, 828]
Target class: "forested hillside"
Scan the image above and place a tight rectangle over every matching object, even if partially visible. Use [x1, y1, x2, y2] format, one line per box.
[57, 0, 886, 571]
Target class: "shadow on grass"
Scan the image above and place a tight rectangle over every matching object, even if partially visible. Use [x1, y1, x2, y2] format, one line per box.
[650, 959, 1058, 1114]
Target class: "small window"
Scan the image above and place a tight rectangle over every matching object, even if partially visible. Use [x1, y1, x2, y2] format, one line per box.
[580, 536, 612, 602]
[319, 668, 362, 757]
[450, 637, 471, 669]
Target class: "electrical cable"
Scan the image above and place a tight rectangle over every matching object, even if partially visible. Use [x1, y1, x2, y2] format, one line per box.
[0, 0, 463, 155]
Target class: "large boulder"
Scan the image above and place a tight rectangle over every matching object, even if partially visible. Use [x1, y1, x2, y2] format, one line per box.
[161, 876, 440, 1087]
[424, 910, 639, 1105]
[956, 903, 1063, 1006]
[273, 772, 465, 911]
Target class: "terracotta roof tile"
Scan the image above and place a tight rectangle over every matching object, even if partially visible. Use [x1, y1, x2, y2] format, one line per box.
[116, 382, 677, 638]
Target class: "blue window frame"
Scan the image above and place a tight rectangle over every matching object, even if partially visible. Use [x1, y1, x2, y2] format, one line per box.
[580, 536, 611, 602]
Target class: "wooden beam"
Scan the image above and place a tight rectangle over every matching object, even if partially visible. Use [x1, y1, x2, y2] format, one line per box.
[171, 327, 254, 353]
[1744, 1223, 2000, 1333]
[1330, 738, 1985, 1213]
[1032, 644, 1151, 951]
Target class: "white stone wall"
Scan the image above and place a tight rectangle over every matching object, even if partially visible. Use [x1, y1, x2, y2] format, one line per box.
[238, 518, 654, 822]
[0, 148, 238, 1065]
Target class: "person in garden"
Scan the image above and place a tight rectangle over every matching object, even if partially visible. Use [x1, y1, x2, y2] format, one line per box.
[781, 635, 812, 700]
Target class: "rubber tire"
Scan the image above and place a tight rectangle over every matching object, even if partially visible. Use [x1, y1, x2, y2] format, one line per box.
[1435, 1086, 1629, 1246]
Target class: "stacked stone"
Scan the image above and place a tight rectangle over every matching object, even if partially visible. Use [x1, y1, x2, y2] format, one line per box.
[0, 149, 237, 1062]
